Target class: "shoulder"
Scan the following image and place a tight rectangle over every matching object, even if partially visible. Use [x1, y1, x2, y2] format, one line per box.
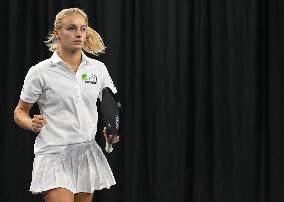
[86, 58, 109, 76]
[33, 58, 52, 71]
[25, 58, 52, 79]
[87, 58, 106, 68]
[83, 51, 107, 70]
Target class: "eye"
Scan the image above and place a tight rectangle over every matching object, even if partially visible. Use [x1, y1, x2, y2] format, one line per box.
[67, 27, 75, 30]
[81, 27, 87, 32]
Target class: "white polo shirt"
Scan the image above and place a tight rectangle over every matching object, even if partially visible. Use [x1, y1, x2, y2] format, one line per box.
[20, 51, 117, 154]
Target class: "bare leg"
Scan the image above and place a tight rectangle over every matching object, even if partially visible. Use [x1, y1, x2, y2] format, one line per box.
[74, 192, 94, 202]
[43, 187, 74, 202]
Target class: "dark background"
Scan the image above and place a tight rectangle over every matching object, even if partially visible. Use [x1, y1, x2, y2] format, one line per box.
[1, 0, 284, 201]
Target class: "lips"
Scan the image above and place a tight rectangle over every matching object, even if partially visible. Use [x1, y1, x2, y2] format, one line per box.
[73, 40, 82, 43]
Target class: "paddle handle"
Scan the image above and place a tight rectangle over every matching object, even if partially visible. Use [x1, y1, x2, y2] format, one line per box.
[105, 141, 113, 153]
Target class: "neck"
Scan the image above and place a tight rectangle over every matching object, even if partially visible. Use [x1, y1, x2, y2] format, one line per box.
[58, 49, 82, 72]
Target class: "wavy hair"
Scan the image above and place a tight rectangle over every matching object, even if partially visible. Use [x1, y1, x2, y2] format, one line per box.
[45, 8, 106, 55]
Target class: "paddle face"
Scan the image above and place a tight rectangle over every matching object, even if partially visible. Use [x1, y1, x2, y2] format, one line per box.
[101, 87, 122, 135]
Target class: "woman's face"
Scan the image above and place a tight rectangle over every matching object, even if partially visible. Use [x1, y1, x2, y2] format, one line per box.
[56, 14, 87, 52]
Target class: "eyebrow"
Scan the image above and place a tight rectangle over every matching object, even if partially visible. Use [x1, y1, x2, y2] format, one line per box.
[67, 24, 87, 27]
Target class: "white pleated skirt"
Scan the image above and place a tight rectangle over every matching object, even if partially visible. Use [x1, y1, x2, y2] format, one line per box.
[30, 139, 116, 194]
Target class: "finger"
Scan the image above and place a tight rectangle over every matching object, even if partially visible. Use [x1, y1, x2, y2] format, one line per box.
[32, 121, 41, 128]
[105, 135, 112, 143]
[32, 117, 38, 123]
[106, 135, 116, 143]
[34, 115, 45, 120]
[32, 117, 40, 124]
[105, 135, 113, 141]
[38, 116, 45, 121]
[34, 115, 42, 119]
[43, 118, 47, 124]
[32, 127, 41, 133]
[33, 120, 43, 128]
[104, 134, 112, 143]
[32, 122, 37, 128]
[36, 121, 43, 127]
[112, 138, 119, 144]
[109, 136, 118, 143]
[112, 137, 119, 143]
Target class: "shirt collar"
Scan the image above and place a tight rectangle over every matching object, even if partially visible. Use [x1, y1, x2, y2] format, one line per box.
[51, 51, 91, 65]
[81, 51, 91, 64]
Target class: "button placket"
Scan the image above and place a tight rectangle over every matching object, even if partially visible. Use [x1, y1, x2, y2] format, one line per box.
[74, 76, 82, 105]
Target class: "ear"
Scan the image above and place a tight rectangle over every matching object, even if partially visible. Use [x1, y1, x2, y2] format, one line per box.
[53, 29, 60, 40]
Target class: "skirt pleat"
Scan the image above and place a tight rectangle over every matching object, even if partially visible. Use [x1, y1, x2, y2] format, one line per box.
[86, 150, 100, 190]
[30, 140, 116, 194]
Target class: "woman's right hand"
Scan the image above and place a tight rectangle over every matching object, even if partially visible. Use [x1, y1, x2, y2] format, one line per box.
[31, 115, 47, 133]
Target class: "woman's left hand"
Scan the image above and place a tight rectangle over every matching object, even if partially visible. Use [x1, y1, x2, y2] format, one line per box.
[103, 127, 120, 144]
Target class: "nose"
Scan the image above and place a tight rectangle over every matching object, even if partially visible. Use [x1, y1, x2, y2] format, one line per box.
[75, 31, 82, 38]
[75, 28, 84, 37]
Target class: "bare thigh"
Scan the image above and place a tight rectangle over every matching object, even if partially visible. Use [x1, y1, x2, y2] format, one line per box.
[43, 187, 74, 202]
[74, 192, 94, 202]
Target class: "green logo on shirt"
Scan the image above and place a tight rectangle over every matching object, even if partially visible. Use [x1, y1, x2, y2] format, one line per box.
[82, 73, 97, 84]
[82, 74, 88, 81]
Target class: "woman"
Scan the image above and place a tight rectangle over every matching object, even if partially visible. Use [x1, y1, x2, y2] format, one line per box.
[14, 8, 119, 202]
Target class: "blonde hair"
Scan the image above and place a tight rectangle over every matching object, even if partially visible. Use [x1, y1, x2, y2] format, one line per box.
[45, 8, 106, 55]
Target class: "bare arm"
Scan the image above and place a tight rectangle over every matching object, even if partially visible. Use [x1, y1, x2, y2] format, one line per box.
[14, 99, 46, 133]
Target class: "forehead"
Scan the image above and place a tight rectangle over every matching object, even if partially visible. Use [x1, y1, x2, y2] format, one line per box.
[62, 14, 87, 26]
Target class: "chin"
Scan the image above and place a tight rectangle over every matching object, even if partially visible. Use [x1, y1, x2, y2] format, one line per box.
[70, 46, 83, 52]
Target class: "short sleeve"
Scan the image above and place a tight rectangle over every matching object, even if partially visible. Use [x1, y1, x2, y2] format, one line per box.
[98, 64, 117, 101]
[20, 66, 43, 103]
